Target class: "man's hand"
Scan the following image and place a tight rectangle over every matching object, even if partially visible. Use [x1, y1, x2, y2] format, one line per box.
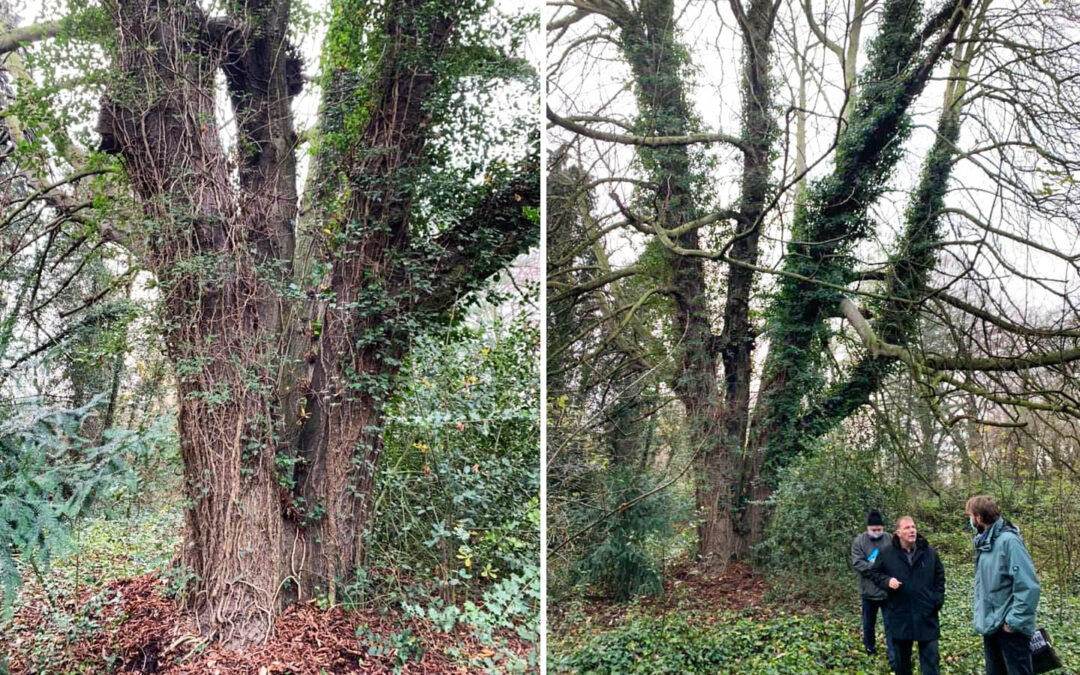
[888, 578, 902, 590]
[1002, 623, 1013, 633]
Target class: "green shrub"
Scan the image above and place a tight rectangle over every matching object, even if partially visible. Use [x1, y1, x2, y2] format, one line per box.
[553, 611, 878, 674]
[760, 438, 899, 576]
[366, 295, 539, 611]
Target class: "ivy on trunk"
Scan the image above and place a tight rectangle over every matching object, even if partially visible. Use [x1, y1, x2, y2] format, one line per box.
[95, 0, 537, 647]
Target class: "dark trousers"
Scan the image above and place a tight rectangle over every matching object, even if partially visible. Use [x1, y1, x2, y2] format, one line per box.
[892, 638, 939, 675]
[861, 597, 896, 666]
[984, 627, 1034, 675]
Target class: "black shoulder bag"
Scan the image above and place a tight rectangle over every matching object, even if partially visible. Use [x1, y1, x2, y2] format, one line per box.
[1030, 627, 1063, 674]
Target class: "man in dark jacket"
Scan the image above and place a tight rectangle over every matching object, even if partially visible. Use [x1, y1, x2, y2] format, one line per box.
[851, 508, 895, 664]
[870, 516, 946, 675]
[966, 495, 1041, 675]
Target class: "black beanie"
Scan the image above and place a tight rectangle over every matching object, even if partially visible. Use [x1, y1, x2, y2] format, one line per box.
[867, 509, 884, 527]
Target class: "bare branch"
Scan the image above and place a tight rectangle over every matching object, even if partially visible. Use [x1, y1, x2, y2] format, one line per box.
[547, 106, 750, 152]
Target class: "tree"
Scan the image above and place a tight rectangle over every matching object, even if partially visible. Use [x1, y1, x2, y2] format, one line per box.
[1, 0, 538, 647]
[548, 0, 1080, 568]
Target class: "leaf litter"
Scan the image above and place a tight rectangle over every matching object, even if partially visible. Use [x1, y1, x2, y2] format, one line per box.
[5, 574, 534, 674]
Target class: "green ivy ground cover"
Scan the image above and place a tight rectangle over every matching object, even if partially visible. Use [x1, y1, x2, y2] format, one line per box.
[551, 553, 1080, 674]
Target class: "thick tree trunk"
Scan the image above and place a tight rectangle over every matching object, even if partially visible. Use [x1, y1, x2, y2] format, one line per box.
[604, 0, 733, 568]
[99, 0, 537, 647]
[286, 397, 386, 604]
[100, 0, 290, 646]
[695, 414, 743, 567]
[285, 308, 405, 603]
[174, 314, 284, 647]
[276, 0, 455, 600]
[713, 0, 973, 559]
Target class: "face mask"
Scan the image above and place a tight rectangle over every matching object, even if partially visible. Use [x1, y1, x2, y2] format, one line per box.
[868, 531, 884, 539]
[968, 517, 977, 531]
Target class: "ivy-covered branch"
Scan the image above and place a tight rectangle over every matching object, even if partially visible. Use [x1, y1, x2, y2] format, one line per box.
[932, 291, 1080, 339]
[549, 266, 641, 305]
[311, 0, 456, 239]
[753, 0, 973, 478]
[554, 0, 635, 28]
[798, 2, 987, 441]
[925, 349, 1080, 373]
[838, 295, 1080, 374]
[409, 160, 540, 318]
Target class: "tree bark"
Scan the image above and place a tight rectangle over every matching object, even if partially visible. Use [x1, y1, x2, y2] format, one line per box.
[99, 0, 288, 646]
[610, 0, 741, 568]
[98, 0, 538, 647]
[596, 0, 779, 567]
[710, 0, 779, 566]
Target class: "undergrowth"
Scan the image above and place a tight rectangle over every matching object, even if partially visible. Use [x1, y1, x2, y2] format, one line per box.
[550, 551, 1080, 674]
[0, 510, 181, 675]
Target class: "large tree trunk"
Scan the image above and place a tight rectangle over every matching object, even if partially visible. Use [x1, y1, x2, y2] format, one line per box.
[598, 0, 780, 567]
[278, 1, 454, 601]
[707, 0, 778, 566]
[610, 0, 744, 568]
[99, 0, 538, 647]
[285, 317, 405, 604]
[99, 0, 291, 646]
[172, 288, 285, 647]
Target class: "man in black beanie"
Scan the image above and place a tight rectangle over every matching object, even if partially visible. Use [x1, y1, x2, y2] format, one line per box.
[852, 508, 895, 665]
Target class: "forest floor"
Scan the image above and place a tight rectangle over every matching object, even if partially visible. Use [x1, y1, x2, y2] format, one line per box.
[548, 554, 1080, 674]
[548, 561, 768, 630]
[6, 574, 531, 674]
[1, 513, 536, 674]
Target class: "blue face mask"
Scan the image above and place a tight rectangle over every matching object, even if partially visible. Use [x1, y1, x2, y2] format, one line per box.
[868, 530, 884, 539]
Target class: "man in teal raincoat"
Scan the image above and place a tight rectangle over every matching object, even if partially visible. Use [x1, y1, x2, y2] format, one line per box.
[966, 495, 1041, 675]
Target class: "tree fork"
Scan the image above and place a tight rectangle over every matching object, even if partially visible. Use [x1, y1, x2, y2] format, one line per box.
[99, 0, 538, 648]
[750, 0, 973, 496]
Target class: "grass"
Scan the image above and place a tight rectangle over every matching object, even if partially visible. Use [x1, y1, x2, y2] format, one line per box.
[44, 509, 182, 596]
